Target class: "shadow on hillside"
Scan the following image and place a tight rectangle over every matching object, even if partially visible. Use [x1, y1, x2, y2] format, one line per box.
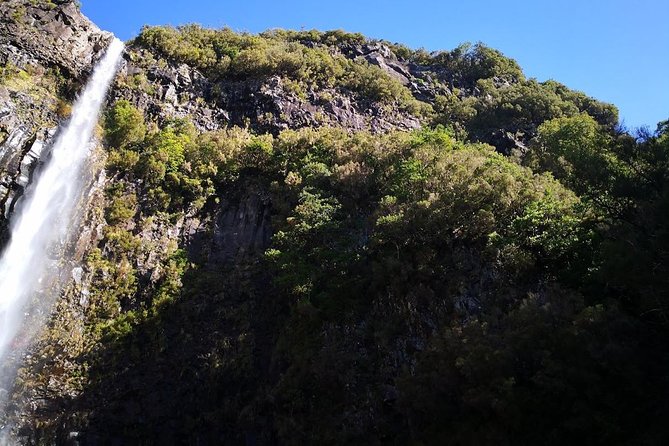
[73, 186, 284, 445]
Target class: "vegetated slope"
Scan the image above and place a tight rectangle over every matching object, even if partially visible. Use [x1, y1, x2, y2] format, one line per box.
[2, 9, 669, 445]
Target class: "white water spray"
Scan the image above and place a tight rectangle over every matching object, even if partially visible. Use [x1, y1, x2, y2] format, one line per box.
[0, 38, 124, 364]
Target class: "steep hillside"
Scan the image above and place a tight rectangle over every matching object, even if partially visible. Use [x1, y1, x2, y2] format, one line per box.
[1, 1, 669, 445]
[114, 24, 618, 150]
[0, 0, 110, 238]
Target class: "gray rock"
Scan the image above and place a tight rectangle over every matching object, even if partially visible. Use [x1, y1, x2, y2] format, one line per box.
[71, 266, 83, 285]
[112, 45, 423, 135]
[0, 0, 111, 231]
[0, 0, 113, 78]
[209, 190, 273, 266]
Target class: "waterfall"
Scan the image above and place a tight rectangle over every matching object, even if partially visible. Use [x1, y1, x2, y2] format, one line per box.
[0, 39, 124, 371]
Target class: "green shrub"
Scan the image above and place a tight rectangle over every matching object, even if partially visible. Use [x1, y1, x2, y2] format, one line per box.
[104, 100, 146, 149]
[107, 148, 140, 172]
[134, 25, 428, 115]
[105, 184, 137, 225]
[433, 42, 525, 88]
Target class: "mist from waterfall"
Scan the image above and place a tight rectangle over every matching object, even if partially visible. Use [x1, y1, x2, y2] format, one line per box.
[0, 38, 124, 368]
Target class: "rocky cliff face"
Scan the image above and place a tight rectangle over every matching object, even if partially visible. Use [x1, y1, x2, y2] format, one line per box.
[0, 0, 111, 237]
[0, 7, 527, 441]
[0, 3, 643, 445]
[113, 45, 426, 135]
[0, 0, 111, 78]
[0, 12, 443, 438]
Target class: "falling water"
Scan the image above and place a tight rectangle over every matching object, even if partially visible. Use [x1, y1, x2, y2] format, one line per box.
[0, 38, 124, 367]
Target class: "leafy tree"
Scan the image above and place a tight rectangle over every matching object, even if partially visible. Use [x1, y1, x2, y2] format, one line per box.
[104, 100, 146, 149]
[532, 113, 616, 194]
[433, 42, 525, 89]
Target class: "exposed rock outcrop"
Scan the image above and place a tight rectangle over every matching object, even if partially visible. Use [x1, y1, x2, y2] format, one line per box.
[112, 44, 423, 134]
[0, 0, 113, 234]
[0, 0, 112, 78]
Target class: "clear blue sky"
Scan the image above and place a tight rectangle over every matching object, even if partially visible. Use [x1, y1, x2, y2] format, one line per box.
[81, 0, 668, 130]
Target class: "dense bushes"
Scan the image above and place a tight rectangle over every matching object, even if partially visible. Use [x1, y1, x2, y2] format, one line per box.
[84, 99, 669, 443]
[131, 26, 618, 145]
[398, 42, 621, 147]
[104, 99, 146, 149]
[533, 115, 669, 323]
[435, 77, 619, 148]
[432, 42, 526, 88]
[134, 24, 427, 113]
[399, 288, 650, 445]
[72, 29, 669, 443]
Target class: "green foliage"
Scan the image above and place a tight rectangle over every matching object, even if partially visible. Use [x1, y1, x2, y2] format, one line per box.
[110, 116, 218, 213]
[104, 184, 137, 225]
[526, 114, 669, 323]
[433, 91, 477, 124]
[399, 289, 650, 445]
[106, 148, 140, 173]
[121, 72, 156, 95]
[467, 78, 579, 140]
[269, 189, 344, 301]
[543, 80, 619, 129]
[433, 42, 525, 88]
[81, 31, 669, 444]
[134, 25, 221, 72]
[134, 24, 427, 114]
[257, 125, 660, 444]
[0, 62, 29, 85]
[144, 119, 194, 172]
[532, 113, 617, 195]
[86, 248, 138, 321]
[104, 100, 147, 149]
[10, 5, 26, 23]
[419, 43, 618, 148]
[343, 59, 424, 112]
[152, 247, 189, 308]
